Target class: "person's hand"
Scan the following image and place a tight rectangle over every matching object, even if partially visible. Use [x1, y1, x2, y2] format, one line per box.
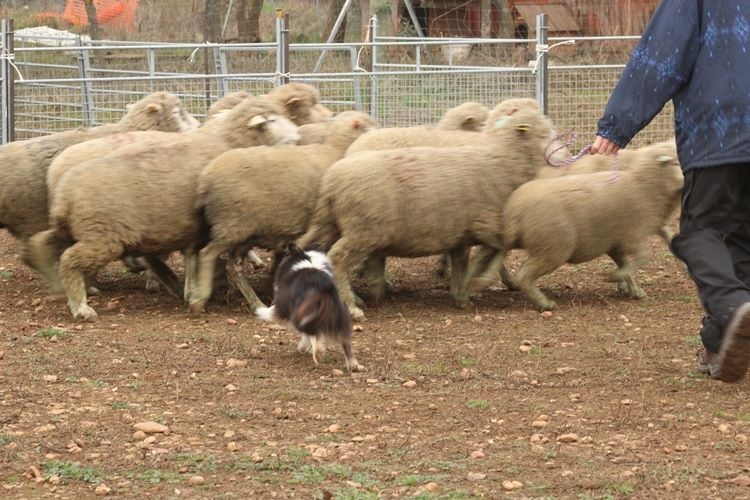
[591, 136, 620, 155]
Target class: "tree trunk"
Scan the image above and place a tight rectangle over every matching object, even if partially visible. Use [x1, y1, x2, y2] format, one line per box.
[236, 0, 263, 42]
[205, 0, 229, 42]
[83, 0, 99, 39]
[323, 0, 348, 43]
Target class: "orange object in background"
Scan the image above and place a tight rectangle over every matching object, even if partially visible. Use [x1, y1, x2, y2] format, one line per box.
[63, 0, 139, 29]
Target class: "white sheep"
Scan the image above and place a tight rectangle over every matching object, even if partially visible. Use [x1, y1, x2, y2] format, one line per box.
[487, 140, 683, 311]
[0, 91, 199, 271]
[296, 104, 555, 319]
[26, 96, 301, 321]
[187, 111, 377, 313]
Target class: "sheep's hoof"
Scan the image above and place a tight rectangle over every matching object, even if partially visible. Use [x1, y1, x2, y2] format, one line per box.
[188, 300, 206, 315]
[628, 286, 647, 300]
[348, 305, 365, 320]
[72, 304, 98, 322]
[144, 278, 161, 292]
[536, 300, 557, 312]
[87, 286, 102, 296]
[346, 359, 364, 372]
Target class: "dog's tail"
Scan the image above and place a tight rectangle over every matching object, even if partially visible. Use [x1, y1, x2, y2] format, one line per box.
[255, 305, 277, 322]
[292, 289, 350, 334]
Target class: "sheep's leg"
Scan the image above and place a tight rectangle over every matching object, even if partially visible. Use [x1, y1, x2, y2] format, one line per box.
[189, 240, 229, 313]
[183, 248, 199, 302]
[59, 240, 123, 321]
[263, 250, 285, 294]
[363, 255, 391, 302]
[25, 231, 64, 292]
[226, 258, 267, 312]
[449, 245, 472, 307]
[327, 237, 369, 320]
[246, 249, 266, 269]
[437, 252, 452, 280]
[515, 255, 561, 311]
[464, 247, 503, 289]
[607, 250, 647, 299]
[144, 256, 183, 300]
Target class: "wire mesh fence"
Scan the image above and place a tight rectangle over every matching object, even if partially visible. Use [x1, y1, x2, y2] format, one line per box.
[2, 19, 675, 150]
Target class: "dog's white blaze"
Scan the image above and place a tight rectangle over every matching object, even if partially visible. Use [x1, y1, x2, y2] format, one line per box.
[290, 250, 333, 275]
[255, 305, 276, 322]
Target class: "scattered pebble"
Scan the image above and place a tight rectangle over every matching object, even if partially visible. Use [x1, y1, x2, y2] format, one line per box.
[326, 424, 341, 433]
[188, 475, 205, 485]
[225, 384, 237, 392]
[557, 433, 579, 443]
[42, 375, 57, 383]
[467, 472, 486, 481]
[402, 380, 417, 388]
[226, 318, 237, 325]
[94, 484, 112, 495]
[470, 449, 485, 459]
[502, 480, 523, 490]
[132, 430, 146, 440]
[225, 358, 247, 368]
[731, 475, 750, 487]
[532, 420, 548, 429]
[331, 369, 344, 377]
[227, 442, 241, 452]
[132, 422, 169, 434]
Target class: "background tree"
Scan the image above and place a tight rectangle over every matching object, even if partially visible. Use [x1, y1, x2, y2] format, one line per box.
[323, 0, 348, 43]
[235, 0, 263, 42]
[82, 0, 99, 39]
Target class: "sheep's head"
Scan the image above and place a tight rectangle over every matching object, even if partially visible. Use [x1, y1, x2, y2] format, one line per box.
[486, 104, 554, 153]
[438, 102, 489, 132]
[643, 139, 683, 194]
[327, 111, 377, 146]
[266, 82, 333, 125]
[121, 91, 200, 132]
[205, 91, 254, 123]
[220, 96, 301, 148]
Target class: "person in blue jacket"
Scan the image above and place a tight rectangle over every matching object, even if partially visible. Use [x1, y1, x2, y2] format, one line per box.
[591, 0, 750, 382]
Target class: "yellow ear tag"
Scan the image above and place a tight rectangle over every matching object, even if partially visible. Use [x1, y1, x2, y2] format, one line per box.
[515, 124, 531, 132]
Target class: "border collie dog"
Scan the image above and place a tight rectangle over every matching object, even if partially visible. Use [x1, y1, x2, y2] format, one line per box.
[255, 242, 362, 371]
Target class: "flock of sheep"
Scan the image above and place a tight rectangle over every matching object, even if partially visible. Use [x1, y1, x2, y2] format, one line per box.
[0, 82, 684, 331]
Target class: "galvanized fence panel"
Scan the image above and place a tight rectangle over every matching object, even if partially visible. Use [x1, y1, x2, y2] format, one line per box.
[5, 19, 675, 151]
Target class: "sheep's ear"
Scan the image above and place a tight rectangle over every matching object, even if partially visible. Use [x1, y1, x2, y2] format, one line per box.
[285, 96, 303, 109]
[247, 115, 268, 128]
[146, 103, 164, 114]
[462, 116, 477, 127]
[515, 124, 531, 132]
[351, 120, 363, 130]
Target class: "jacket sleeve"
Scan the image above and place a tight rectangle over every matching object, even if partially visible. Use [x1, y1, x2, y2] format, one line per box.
[596, 0, 701, 147]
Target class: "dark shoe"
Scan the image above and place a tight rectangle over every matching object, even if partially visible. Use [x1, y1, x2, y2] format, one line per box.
[718, 302, 750, 383]
[697, 348, 720, 379]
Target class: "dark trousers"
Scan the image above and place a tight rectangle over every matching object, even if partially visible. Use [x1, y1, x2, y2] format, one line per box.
[670, 164, 750, 353]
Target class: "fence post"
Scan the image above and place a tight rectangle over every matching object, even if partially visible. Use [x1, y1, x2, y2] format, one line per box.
[213, 46, 228, 96]
[275, 10, 289, 86]
[369, 15, 378, 121]
[534, 13, 548, 115]
[77, 39, 96, 126]
[1, 18, 15, 144]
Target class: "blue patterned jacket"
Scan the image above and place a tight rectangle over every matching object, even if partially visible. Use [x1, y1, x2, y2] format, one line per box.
[596, 0, 750, 171]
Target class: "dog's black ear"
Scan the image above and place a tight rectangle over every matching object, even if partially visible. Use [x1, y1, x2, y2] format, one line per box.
[287, 241, 304, 256]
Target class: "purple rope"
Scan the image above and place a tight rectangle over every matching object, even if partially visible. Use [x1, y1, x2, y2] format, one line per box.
[543, 132, 619, 181]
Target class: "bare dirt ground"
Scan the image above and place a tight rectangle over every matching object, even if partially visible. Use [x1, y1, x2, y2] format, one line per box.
[2, 228, 750, 499]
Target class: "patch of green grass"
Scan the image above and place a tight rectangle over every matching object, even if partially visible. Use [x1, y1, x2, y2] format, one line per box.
[36, 327, 66, 339]
[168, 453, 217, 473]
[607, 482, 635, 495]
[331, 489, 380, 500]
[528, 346, 544, 356]
[541, 449, 557, 460]
[110, 401, 131, 410]
[399, 474, 441, 486]
[0, 270, 13, 279]
[403, 362, 448, 376]
[687, 370, 706, 379]
[459, 356, 476, 367]
[613, 367, 629, 378]
[43, 461, 104, 483]
[235, 447, 310, 473]
[713, 440, 737, 451]
[137, 469, 183, 484]
[64, 376, 81, 383]
[89, 380, 109, 388]
[685, 335, 702, 346]
[736, 414, 750, 422]
[466, 399, 491, 410]
[219, 406, 249, 419]
[270, 461, 352, 485]
[713, 410, 727, 418]
[0, 435, 15, 445]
